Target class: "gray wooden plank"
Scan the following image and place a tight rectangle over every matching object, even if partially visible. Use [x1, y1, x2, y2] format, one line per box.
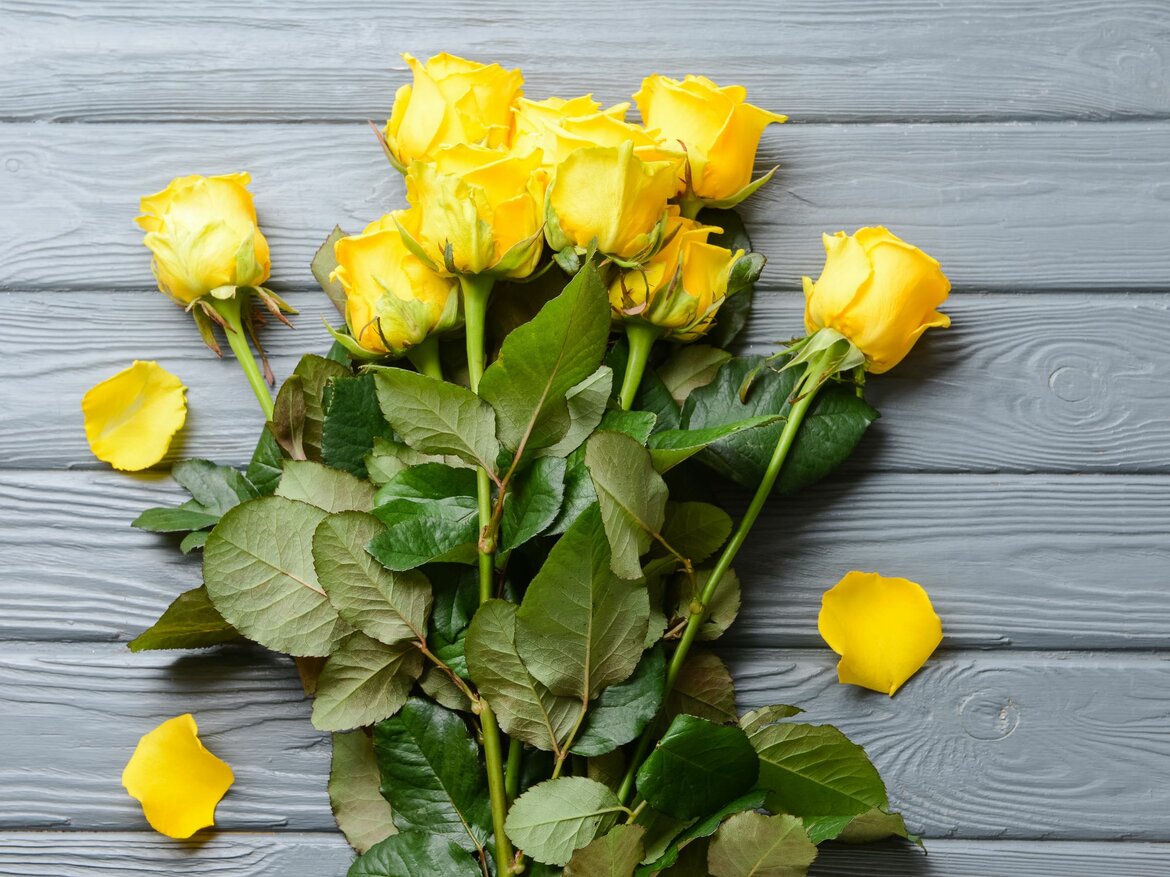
[3, 470, 1170, 649]
[1, 834, 1168, 877]
[4, 643, 1170, 839]
[3, 121, 1169, 292]
[4, 291, 1169, 475]
[1, 1, 1167, 123]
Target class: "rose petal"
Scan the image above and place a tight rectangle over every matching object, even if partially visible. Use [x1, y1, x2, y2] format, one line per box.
[81, 361, 187, 471]
[818, 571, 943, 696]
[121, 714, 234, 839]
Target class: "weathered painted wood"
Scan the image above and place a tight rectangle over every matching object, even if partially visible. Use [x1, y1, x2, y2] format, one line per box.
[4, 643, 1170, 839]
[1, 833, 1168, 877]
[4, 121, 1170, 292]
[4, 469, 1170, 649]
[2, 1, 1167, 123]
[5, 291, 1169, 475]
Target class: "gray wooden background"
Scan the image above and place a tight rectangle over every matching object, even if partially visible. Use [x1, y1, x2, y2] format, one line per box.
[2, 1, 1169, 874]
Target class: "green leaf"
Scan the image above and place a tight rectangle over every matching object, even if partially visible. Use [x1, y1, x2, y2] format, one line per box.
[548, 444, 597, 536]
[293, 354, 351, 462]
[708, 812, 818, 877]
[639, 791, 768, 874]
[131, 506, 221, 534]
[571, 645, 665, 757]
[364, 436, 451, 486]
[636, 809, 694, 865]
[270, 373, 308, 461]
[636, 715, 759, 820]
[276, 460, 376, 513]
[419, 665, 473, 713]
[323, 373, 393, 479]
[666, 651, 738, 724]
[373, 698, 491, 853]
[312, 510, 431, 645]
[369, 465, 479, 570]
[698, 208, 756, 348]
[502, 456, 566, 551]
[648, 416, 783, 473]
[329, 730, 397, 854]
[203, 496, 348, 656]
[479, 261, 612, 457]
[465, 599, 578, 752]
[172, 458, 260, 514]
[682, 357, 878, 491]
[740, 707, 888, 822]
[669, 569, 741, 643]
[599, 409, 658, 444]
[516, 505, 649, 700]
[807, 807, 918, 846]
[585, 431, 668, 580]
[660, 502, 733, 567]
[179, 529, 209, 553]
[537, 366, 614, 459]
[428, 565, 480, 646]
[505, 776, 627, 866]
[312, 226, 348, 316]
[656, 345, 733, 407]
[127, 586, 239, 652]
[637, 368, 681, 433]
[347, 831, 481, 877]
[313, 632, 422, 731]
[565, 823, 645, 877]
[247, 428, 285, 496]
[374, 368, 499, 473]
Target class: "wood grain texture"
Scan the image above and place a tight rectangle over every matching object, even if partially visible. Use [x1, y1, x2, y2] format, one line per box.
[1, 0, 1167, 123]
[5, 643, 1170, 840]
[4, 470, 1169, 649]
[5, 291, 1169, 475]
[3, 121, 1170, 292]
[0, 834, 1168, 877]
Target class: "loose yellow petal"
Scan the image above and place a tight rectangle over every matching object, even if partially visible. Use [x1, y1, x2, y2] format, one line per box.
[81, 361, 187, 471]
[818, 571, 942, 696]
[121, 714, 235, 839]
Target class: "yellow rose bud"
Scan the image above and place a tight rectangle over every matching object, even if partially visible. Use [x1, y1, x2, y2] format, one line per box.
[803, 227, 951, 374]
[384, 53, 524, 168]
[330, 216, 460, 358]
[610, 211, 752, 342]
[396, 145, 548, 279]
[135, 172, 270, 305]
[634, 74, 786, 208]
[546, 140, 681, 265]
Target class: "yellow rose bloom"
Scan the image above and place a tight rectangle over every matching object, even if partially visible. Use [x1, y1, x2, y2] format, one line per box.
[546, 140, 681, 264]
[384, 52, 523, 168]
[803, 227, 951, 374]
[396, 145, 548, 279]
[818, 571, 943, 696]
[634, 74, 786, 207]
[82, 361, 188, 471]
[330, 216, 460, 357]
[511, 94, 625, 156]
[611, 211, 747, 342]
[122, 714, 234, 838]
[136, 172, 270, 305]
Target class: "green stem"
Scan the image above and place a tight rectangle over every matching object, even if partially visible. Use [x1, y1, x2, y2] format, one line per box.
[618, 321, 660, 411]
[678, 194, 705, 221]
[505, 738, 522, 804]
[209, 293, 273, 419]
[459, 273, 514, 874]
[405, 334, 442, 380]
[617, 351, 836, 803]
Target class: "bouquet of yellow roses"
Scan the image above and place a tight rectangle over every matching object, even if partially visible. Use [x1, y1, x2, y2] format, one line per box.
[90, 52, 952, 877]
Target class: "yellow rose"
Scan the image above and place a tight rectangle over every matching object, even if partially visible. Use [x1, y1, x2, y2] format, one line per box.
[546, 140, 681, 264]
[634, 74, 786, 208]
[803, 227, 951, 374]
[512, 95, 680, 168]
[384, 53, 524, 168]
[611, 210, 753, 342]
[330, 216, 460, 358]
[396, 145, 548, 278]
[135, 173, 270, 305]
